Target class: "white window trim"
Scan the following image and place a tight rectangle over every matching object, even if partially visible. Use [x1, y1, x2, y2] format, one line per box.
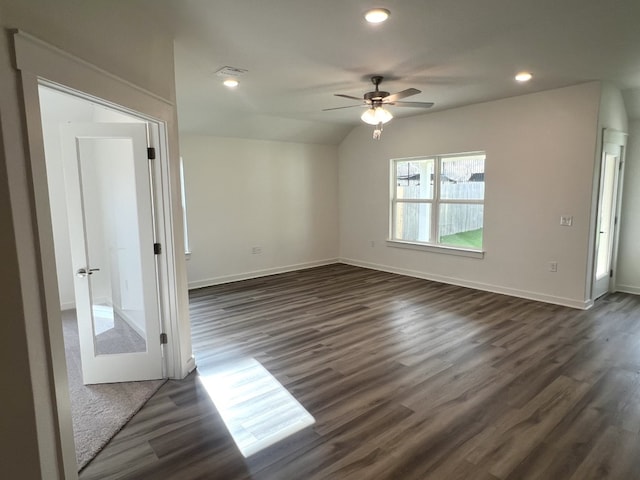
[389, 152, 485, 255]
[385, 239, 485, 258]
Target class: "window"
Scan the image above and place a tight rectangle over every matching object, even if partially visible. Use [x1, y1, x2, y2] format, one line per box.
[390, 152, 485, 252]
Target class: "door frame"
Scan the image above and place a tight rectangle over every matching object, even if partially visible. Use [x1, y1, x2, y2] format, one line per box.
[13, 31, 193, 478]
[591, 128, 628, 301]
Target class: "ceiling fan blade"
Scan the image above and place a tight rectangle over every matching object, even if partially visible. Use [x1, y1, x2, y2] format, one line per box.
[322, 104, 366, 111]
[389, 100, 435, 108]
[334, 93, 364, 101]
[384, 88, 421, 103]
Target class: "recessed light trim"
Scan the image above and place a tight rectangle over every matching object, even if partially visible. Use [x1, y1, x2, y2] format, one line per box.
[223, 79, 239, 88]
[365, 8, 390, 24]
[515, 71, 533, 82]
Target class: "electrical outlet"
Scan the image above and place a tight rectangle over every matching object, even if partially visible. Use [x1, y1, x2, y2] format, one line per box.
[252, 246, 262, 254]
[549, 261, 558, 272]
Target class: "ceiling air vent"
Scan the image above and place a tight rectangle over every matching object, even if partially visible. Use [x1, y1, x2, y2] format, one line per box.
[215, 66, 248, 77]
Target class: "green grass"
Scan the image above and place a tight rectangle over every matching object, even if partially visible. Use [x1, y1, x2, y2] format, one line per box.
[440, 228, 483, 249]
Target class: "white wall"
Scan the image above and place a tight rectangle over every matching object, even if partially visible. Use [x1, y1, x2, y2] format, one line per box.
[0, 32, 43, 480]
[40, 88, 94, 308]
[339, 83, 602, 308]
[181, 135, 339, 287]
[618, 120, 640, 293]
[93, 138, 146, 333]
[599, 83, 629, 133]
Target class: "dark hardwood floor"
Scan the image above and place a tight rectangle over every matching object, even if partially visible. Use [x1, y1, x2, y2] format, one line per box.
[80, 264, 640, 479]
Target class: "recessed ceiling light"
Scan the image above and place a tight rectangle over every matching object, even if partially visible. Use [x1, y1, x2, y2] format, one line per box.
[365, 8, 390, 24]
[223, 79, 239, 88]
[515, 71, 533, 82]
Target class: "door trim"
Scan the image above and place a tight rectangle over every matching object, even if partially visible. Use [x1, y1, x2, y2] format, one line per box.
[591, 128, 628, 301]
[13, 30, 192, 478]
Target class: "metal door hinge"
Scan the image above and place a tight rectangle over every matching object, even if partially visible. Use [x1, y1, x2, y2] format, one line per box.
[160, 333, 168, 344]
[147, 147, 156, 160]
[154, 243, 162, 255]
[610, 269, 614, 278]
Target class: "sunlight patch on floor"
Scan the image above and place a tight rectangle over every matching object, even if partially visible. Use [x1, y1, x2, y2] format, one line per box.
[199, 357, 315, 457]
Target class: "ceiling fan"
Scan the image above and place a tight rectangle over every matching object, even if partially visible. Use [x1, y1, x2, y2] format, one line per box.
[323, 75, 434, 139]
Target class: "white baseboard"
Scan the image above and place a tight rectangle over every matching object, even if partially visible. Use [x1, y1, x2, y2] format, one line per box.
[188, 258, 340, 290]
[60, 300, 148, 337]
[616, 284, 640, 295]
[340, 258, 592, 310]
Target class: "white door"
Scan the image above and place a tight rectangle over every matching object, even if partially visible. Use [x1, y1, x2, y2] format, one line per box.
[61, 123, 163, 384]
[593, 142, 623, 299]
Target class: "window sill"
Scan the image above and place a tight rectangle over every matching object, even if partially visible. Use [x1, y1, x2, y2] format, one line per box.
[386, 240, 485, 259]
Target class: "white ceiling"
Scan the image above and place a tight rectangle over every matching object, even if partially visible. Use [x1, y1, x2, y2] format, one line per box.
[148, 0, 640, 145]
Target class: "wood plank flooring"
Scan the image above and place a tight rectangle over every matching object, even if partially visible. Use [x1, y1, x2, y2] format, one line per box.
[80, 264, 640, 479]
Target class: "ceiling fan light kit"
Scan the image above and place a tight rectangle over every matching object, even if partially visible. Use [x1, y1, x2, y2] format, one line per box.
[361, 106, 393, 125]
[323, 75, 434, 140]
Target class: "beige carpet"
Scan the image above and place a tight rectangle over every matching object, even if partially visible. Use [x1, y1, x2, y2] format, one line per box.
[61, 310, 166, 471]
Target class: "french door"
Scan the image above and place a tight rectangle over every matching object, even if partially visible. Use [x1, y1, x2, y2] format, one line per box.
[61, 123, 164, 384]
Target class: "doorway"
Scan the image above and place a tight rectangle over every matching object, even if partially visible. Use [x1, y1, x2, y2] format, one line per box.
[14, 30, 192, 478]
[593, 129, 627, 300]
[40, 85, 165, 383]
[38, 85, 168, 468]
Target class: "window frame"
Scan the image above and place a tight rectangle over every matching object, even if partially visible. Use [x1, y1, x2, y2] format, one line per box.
[388, 152, 485, 257]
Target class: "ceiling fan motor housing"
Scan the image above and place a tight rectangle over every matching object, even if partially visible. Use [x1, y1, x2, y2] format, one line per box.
[366, 75, 388, 102]
[364, 90, 390, 102]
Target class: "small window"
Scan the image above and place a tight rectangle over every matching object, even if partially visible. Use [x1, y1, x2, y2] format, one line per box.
[390, 152, 485, 251]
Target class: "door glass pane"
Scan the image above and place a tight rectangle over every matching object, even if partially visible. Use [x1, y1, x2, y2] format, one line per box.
[394, 202, 431, 242]
[595, 153, 617, 279]
[79, 138, 148, 355]
[439, 203, 484, 249]
[441, 154, 485, 200]
[396, 159, 434, 199]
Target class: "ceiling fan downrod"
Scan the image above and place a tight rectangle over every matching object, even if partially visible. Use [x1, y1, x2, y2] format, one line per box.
[365, 76, 389, 102]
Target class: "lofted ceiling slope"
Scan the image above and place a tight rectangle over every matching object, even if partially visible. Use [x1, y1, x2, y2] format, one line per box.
[147, 0, 640, 144]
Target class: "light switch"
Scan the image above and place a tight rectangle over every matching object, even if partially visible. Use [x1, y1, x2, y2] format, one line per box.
[560, 215, 573, 226]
